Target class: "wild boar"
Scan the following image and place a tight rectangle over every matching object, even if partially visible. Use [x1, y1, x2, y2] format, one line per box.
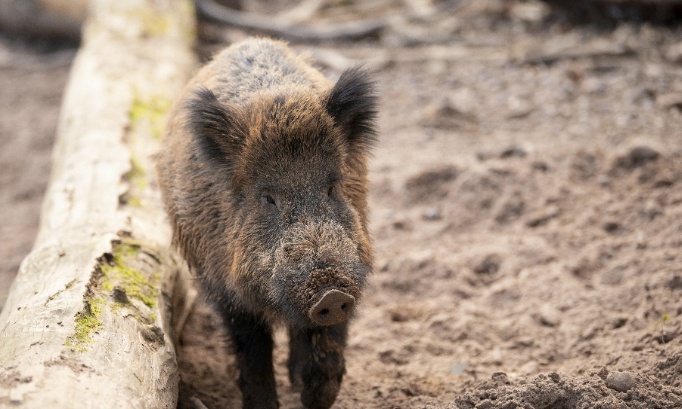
[157, 38, 377, 409]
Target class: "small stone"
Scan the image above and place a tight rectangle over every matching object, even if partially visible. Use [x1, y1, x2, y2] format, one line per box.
[534, 304, 562, 328]
[423, 208, 442, 221]
[611, 317, 628, 329]
[606, 371, 635, 392]
[603, 221, 622, 234]
[420, 96, 477, 129]
[614, 145, 660, 170]
[526, 205, 559, 228]
[476, 400, 495, 409]
[491, 372, 510, 385]
[472, 254, 502, 275]
[392, 220, 408, 230]
[500, 145, 527, 159]
[629, 146, 660, 166]
[531, 161, 549, 172]
[667, 275, 682, 290]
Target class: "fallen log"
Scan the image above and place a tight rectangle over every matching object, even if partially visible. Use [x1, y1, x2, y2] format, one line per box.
[540, 0, 682, 23]
[0, 0, 197, 407]
[195, 0, 387, 42]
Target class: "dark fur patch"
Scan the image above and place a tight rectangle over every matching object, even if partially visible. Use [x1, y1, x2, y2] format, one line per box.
[325, 67, 378, 152]
[185, 87, 247, 172]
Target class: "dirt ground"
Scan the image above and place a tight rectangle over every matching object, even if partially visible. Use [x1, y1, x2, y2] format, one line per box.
[0, 37, 74, 309]
[2, 1, 682, 408]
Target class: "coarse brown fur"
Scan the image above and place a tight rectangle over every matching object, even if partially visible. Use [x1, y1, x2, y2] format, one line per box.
[157, 38, 377, 409]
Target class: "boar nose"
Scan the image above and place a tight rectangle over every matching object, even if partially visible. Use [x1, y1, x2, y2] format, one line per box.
[308, 289, 355, 326]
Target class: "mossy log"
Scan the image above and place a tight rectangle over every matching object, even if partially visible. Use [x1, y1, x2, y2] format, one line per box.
[0, 0, 197, 407]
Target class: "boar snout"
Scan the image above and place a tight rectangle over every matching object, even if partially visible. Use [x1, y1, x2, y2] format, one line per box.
[308, 289, 355, 326]
[271, 221, 367, 327]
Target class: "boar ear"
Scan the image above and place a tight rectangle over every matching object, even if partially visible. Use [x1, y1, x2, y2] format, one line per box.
[185, 87, 247, 170]
[325, 67, 378, 151]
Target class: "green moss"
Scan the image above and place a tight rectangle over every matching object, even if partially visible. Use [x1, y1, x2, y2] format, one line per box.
[102, 280, 114, 293]
[120, 154, 147, 208]
[100, 240, 159, 310]
[122, 94, 172, 208]
[67, 297, 104, 352]
[122, 92, 172, 209]
[178, 0, 197, 45]
[123, 156, 146, 186]
[126, 7, 170, 37]
[122, 156, 147, 192]
[129, 94, 171, 141]
[144, 16, 170, 37]
[65, 240, 160, 352]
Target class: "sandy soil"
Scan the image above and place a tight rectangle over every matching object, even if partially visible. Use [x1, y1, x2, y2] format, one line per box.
[1, 1, 681, 408]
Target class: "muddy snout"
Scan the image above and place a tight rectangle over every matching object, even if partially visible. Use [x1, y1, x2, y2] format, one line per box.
[308, 289, 355, 326]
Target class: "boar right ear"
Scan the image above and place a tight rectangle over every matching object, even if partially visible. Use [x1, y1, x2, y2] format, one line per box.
[325, 67, 378, 152]
[185, 88, 246, 170]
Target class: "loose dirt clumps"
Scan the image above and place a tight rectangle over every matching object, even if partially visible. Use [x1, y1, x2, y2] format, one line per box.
[450, 369, 681, 409]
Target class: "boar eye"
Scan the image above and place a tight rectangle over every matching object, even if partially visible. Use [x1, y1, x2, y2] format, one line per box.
[327, 185, 334, 197]
[262, 194, 277, 208]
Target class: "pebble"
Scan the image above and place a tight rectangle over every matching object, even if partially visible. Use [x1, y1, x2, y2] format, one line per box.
[614, 145, 660, 170]
[500, 145, 527, 158]
[472, 253, 502, 275]
[491, 371, 510, 385]
[534, 304, 562, 328]
[606, 371, 635, 392]
[422, 208, 442, 221]
[628, 146, 660, 166]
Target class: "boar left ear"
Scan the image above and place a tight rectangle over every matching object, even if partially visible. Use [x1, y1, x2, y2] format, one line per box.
[185, 87, 247, 173]
[325, 67, 378, 151]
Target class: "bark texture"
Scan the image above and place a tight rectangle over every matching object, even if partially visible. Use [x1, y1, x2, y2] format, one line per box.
[0, 0, 197, 407]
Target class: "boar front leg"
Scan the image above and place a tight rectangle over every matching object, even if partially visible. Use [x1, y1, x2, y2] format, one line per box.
[222, 307, 279, 409]
[288, 324, 348, 409]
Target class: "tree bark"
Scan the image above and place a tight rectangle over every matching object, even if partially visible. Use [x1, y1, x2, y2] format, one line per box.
[0, 0, 197, 407]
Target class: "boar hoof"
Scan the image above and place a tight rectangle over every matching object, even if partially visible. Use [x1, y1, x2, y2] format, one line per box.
[308, 290, 355, 326]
